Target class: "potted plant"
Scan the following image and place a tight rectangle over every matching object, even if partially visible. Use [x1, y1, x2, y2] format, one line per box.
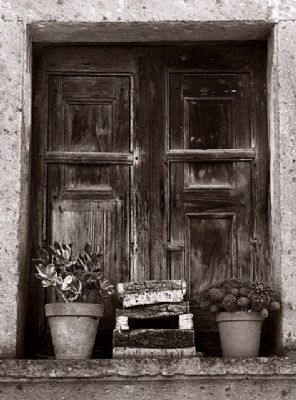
[201, 279, 281, 357]
[33, 242, 114, 359]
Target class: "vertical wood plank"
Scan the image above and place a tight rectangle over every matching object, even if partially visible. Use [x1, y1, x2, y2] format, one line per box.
[149, 47, 168, 280]
[131, 47, 150, 281]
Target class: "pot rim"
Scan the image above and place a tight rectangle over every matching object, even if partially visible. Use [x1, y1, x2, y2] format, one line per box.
[45, 302, 104, 317]
[216, 310, 264, 323]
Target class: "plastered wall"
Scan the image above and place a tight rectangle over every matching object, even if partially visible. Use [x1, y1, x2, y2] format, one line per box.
[0, 0, 296, 357]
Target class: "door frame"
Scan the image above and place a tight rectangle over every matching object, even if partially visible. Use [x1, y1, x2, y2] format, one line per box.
[28, 42, 270, 357]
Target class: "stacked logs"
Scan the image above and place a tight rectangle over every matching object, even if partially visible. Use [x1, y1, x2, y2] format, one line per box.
[113, 280, 196, 358]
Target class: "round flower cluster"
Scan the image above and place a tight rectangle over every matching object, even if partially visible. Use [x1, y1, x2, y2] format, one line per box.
[202, 279, 280, 318]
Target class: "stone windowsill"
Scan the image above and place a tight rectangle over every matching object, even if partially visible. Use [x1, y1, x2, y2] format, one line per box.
[1, 357, 296, 381]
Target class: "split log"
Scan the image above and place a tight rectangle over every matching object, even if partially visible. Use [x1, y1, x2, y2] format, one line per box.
[113, 328, 195, 348]
[120, 290, 185, 308]
[179, 314, 194, 330]
[117, 280, 187, 308]
[113, 347, 196, 358]
[117, 280, 186, 295]
[116, 302, 190, 320]
[115, 315, 129, 330]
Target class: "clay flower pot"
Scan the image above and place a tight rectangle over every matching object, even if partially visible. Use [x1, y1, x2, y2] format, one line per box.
[216, 311, 264, 357]
[45, 303, 104, 359]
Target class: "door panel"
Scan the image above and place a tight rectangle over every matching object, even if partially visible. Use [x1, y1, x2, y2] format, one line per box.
[47, 71, 132, 313]
[150, 45, 268, 351]
[48, 75, 130, 152]
[30, 46, 150, 356]
[169, 161, 254, 299]
[169, 73, 251, 150]
[47, 163, 130, 318]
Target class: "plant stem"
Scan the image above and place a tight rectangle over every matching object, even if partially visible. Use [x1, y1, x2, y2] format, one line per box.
[55, 287, 69, 303]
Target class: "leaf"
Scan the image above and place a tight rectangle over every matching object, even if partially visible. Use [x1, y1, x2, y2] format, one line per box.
[63, 275, 73, 284]
[32, 258, 47, 266]
[45, 264, 56, 276]
[84, 242, 92, 256]
[62, 244, 72, 261]
[35, 265, 48, 279]
[53, 241, 62, 255]
[37, 248, 49, 264]
[41, 278, 54, 288]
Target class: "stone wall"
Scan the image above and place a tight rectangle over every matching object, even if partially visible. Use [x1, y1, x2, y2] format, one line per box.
[1, 358, 296, 400]
[0, 0, 296, 358]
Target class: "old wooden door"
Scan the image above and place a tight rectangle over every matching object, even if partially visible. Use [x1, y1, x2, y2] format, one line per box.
[149, 45, 269, 354]
[30, 46, 150, 356]
[30, 44, 268, 357]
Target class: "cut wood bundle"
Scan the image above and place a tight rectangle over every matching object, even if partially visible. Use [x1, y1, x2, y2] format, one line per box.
[113, 347, 196, 358]
[117, 280, 186, 294]
[113, 328, 195, 348]
[116, 302, 190, 319]
[117, 280, 186, 308]
[113, 280, 196, 358]
[115, 305, 193, 330]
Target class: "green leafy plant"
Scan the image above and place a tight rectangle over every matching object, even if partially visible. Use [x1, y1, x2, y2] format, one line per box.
[33, 242, 114, 303]
[201, 279, 281, 318]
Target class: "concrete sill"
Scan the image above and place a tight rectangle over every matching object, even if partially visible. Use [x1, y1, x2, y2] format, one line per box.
[0, 357, 296, 381]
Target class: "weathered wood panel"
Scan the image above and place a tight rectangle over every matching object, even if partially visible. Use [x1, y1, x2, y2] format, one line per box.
[131, 47, 151, 282]
[44, 151, 133, 164]
[30, 46, 148, 356]
[31, 43, 269, 357]
[150, 45, 268, 346]
[149, 47, 168, 280]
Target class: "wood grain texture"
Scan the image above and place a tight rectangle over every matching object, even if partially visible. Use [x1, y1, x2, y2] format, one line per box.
[117, 280, 186, 294]
[120, 289, 186, 308]
[31, 43, 269, 356]
[116, 302, 190, 319]
[151, 44, 268, 343]
[113, 346, 196, 358]
[44, 151, 133, 164]
[113, 329, 195, 348]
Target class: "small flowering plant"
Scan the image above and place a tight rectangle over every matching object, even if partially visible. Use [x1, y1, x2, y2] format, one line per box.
[201, 279, 281, 319]
[33, 242, 114, 303]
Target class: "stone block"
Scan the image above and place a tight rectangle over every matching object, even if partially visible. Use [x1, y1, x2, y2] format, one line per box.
[0, 20, 25, 357]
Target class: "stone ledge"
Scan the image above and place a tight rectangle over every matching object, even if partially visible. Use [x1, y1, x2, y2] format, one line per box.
[0, 357, 296, 381]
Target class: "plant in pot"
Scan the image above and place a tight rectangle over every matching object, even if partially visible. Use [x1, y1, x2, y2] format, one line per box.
[201, 279, 281, 357]
[33, 242, 114, 359]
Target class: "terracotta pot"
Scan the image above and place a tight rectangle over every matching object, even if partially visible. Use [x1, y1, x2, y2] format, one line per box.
[45, 303, 104, 359]
[216, 311, 264, 357]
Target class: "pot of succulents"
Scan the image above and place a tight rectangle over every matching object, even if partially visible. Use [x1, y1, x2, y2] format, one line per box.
[33, 242, 114, 359]
[201, 279, 281, 357]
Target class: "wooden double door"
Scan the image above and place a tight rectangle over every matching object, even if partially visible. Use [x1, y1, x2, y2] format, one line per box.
[30, 43, 269, 356]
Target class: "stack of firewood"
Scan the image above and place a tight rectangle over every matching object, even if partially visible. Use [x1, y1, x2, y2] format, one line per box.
[113, 280, 196, 358]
